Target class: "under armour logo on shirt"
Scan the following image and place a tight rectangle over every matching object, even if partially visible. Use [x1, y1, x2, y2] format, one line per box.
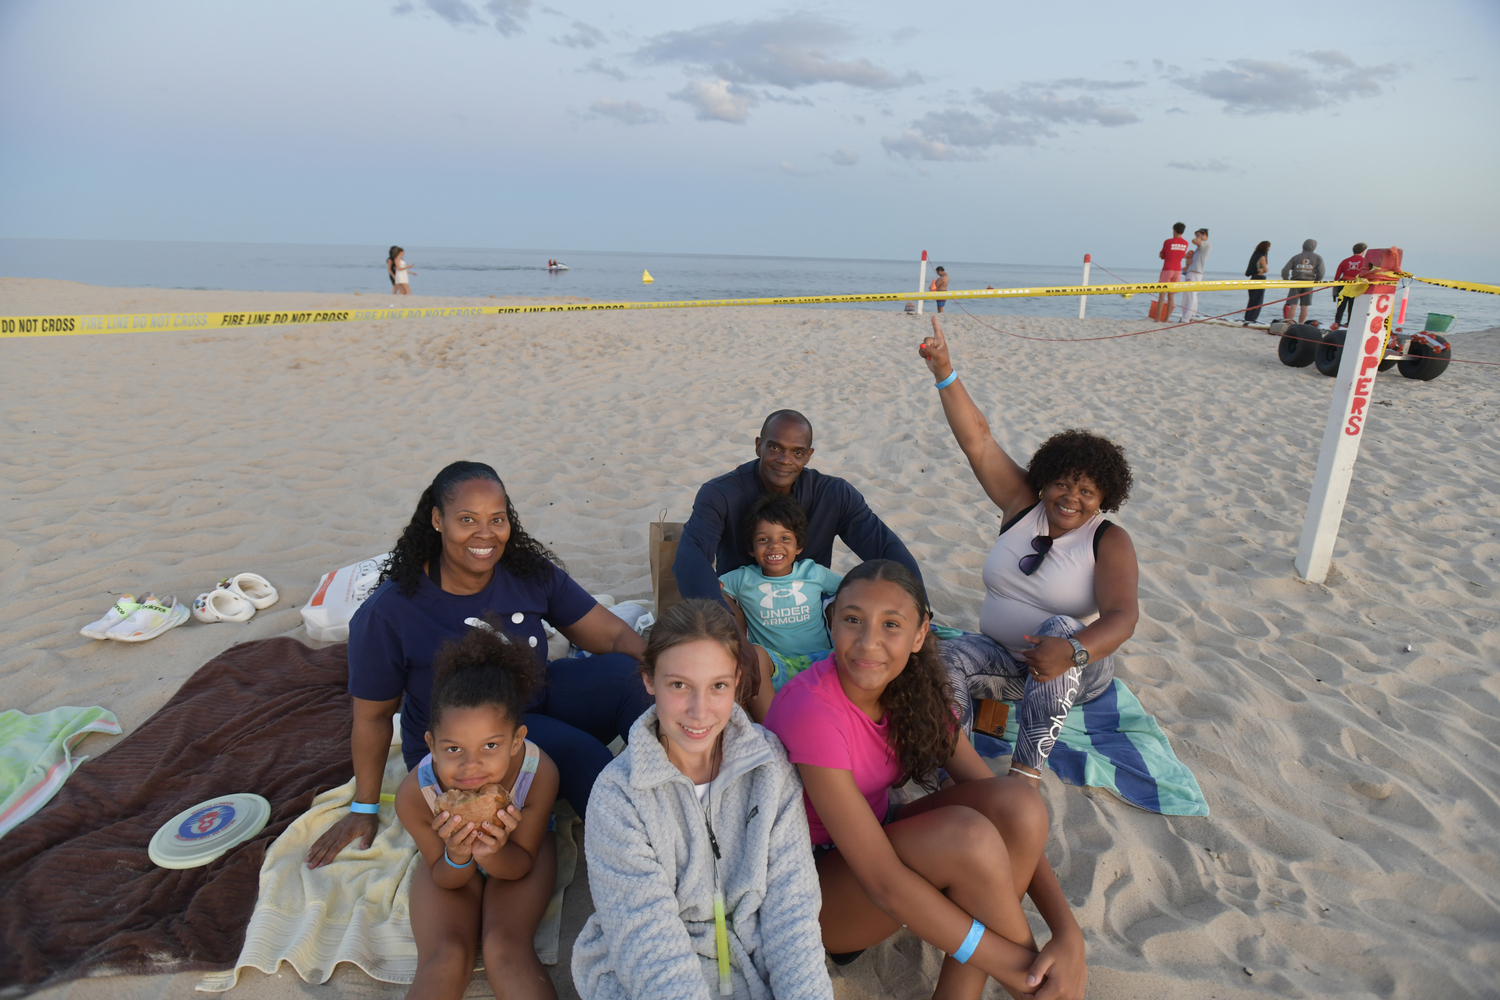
[758, 581, 808, 608]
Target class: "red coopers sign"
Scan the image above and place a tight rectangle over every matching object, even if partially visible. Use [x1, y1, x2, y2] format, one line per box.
[1345, 293, 1393, 437]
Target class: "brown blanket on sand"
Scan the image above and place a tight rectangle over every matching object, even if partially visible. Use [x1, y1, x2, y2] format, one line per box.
[0, 638, 354, 996]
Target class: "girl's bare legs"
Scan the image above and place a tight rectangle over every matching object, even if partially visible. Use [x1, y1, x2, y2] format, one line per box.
[406, 862, 482, 1000]
[481, 834, 559, 1000]
[818, 778, 1050, 1000]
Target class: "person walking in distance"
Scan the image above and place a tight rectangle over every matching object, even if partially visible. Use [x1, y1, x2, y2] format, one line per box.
[931, 266, 949, 314]
[1178, 229, 1210, 322]
[1331, 243, 1368, 330]
[1243, 241, 1270, 326]
[1280, 239, 1325, 323]
[1156, 223, 1190, 321]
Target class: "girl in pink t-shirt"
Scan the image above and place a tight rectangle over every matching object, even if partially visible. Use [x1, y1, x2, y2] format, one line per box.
[764, 559, 1086, 1000]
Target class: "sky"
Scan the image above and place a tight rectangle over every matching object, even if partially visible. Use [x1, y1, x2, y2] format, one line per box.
[1, 0, 1497, 278]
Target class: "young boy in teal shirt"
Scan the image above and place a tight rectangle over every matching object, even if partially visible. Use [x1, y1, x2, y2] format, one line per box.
[719, 493, 843, 720]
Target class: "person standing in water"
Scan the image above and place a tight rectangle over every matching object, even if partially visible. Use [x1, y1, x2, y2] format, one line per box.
[389, 246, 414, 295]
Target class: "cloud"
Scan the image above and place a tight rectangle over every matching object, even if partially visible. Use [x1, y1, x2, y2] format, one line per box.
[779, 161, 814, 176]
[671, 79, 756, 123]
[1167, 159, 1232, 172]
[830, 148, 859, 166]
[555, 20, 605, 48]
[394, 0, 531, 36]
[1046, 77, 1145, 91]
[880, 130, 984, 162]
[588, 98, 664, 125]
[1176, 52, 1399, 114]
[883, 82, 1140, 160]
[637, 15, 921, 91]
[579, 57, 627, 81]
[1165, 106, 1188, 114]
[975, 88, 1139, 127]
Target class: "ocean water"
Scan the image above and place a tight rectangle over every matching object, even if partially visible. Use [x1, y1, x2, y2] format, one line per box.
[1, 238, 1493, 332]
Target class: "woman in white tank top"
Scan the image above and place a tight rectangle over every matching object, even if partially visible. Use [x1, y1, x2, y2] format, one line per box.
[917, 316, 1141, 786]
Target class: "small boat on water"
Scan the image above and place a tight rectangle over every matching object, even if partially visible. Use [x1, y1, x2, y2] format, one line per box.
[546, 260, 569, 272]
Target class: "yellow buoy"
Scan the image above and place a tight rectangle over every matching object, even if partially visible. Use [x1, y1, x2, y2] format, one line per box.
[642, 269, 654, 284]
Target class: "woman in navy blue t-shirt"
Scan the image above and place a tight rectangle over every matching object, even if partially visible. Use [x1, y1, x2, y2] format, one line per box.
[307, 461, 650, 867]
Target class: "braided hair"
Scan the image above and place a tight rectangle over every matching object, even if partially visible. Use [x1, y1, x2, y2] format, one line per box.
[381, 461, 561, 597]
[832, 560, 956, 789]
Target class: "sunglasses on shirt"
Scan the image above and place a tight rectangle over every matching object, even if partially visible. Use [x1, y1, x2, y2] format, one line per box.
[1019, 535, 1054, 576]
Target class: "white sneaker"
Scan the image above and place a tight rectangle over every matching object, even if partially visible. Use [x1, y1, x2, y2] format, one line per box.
[106, 595, 190, 642]
[81, 593, 143, 639]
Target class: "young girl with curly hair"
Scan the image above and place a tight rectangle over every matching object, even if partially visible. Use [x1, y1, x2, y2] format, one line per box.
[394, 618, 559, 1000]
[308, 461, 650, 869]
[917, 316, 1141, 790]
[763, 560, 1086, 1000]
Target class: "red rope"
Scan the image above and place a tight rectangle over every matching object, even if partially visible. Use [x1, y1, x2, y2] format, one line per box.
[953, 289, 1500, 368]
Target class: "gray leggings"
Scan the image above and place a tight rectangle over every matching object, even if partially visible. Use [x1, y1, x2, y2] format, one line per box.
[940, 616, 1114, 770]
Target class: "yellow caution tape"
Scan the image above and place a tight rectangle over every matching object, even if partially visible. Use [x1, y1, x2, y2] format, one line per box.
[1406, 274, 1500, 296]
[0, 278, 1409, 340]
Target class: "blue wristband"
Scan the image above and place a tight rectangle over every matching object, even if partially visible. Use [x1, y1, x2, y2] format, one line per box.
[953, 919, 985, 964]
[349, 800, 380, 814]
[934, 370, 959, 390]
[444, 850, 474, 869]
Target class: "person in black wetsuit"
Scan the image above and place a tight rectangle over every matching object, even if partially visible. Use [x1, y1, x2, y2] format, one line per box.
[673, 410, 922, 605]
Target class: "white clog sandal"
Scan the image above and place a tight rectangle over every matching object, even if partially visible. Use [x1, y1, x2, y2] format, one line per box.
[192, 588, 257, 623]
[220, 573, 279, 610]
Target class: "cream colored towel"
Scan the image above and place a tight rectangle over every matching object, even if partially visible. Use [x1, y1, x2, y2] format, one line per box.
[197, 746, 580, 991]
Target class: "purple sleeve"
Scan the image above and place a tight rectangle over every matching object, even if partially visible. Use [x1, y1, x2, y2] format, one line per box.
[347, 603, 406, 701]
[764, 683, 851, 772]
[543, 564, 596, 629]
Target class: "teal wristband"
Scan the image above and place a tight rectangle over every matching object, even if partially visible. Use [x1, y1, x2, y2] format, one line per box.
[934, 370, 959, 390]
[444, 850, 474, 869]
[953, 919, 985, 964]
[349, 800, 380, 814]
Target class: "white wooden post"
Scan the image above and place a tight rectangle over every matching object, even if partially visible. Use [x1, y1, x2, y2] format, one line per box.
[916, 250, 928, 316]
[1078, 254, 1092, 319]
[1294, 267, 1399, 583]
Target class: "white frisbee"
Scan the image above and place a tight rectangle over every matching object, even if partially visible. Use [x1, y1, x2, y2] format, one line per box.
[148, 793, 271, 869]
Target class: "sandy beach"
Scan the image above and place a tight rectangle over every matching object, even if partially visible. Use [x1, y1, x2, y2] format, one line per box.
[3, 277, 1498, 1000]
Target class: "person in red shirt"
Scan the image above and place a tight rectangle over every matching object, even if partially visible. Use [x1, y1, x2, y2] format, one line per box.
[1156, 222, 1190, 320]
[1331, 242, 1368, 330]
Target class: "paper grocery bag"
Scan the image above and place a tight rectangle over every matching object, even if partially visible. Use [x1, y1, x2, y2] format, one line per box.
[649, 510, 685, 619]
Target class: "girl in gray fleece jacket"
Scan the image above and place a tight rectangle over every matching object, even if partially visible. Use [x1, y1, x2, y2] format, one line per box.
[572, 600, 833, 1000]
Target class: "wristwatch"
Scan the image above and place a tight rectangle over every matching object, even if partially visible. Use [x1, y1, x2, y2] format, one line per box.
[1065, 636, 1090, 667]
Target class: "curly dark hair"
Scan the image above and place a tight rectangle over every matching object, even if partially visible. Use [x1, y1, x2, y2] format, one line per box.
[832, 560, 956, 789]
[644, 599, 760, 706]
[741, 492, 809, 552]
[381, 461, 562, 597]
[1024, 429, 1133, 512]
[429, 613, 543, 731]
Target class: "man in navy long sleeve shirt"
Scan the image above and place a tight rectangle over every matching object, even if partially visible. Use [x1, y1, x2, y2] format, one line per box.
[673, 409, 922, 604]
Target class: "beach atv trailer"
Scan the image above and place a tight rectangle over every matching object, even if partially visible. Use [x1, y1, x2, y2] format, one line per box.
[1273, 321, 1319, 367]
[1312, 312, 1454, 381]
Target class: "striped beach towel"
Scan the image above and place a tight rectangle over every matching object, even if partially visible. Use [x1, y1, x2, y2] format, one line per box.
[973, 679, 1208, 817]
[0, 706, 121, 839]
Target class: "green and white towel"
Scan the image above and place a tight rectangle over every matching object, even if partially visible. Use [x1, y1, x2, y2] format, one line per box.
[974, 679, 1209, 817]
[0, 706, 122, 839]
